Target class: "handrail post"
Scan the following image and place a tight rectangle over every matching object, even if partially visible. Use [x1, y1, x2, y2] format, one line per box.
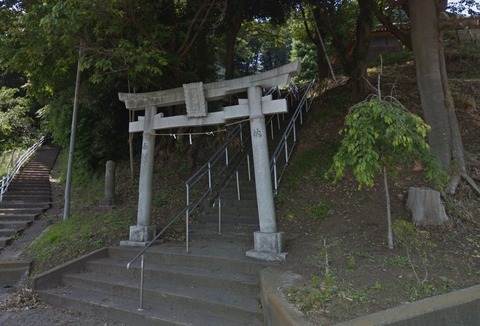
[138, 254, 145, 311]
[284, 135, 289, 165]
[293, 124, 297, 143]
[186, 184, 190, 253]
[218, 197, 222, 234]
[208, 162, 212, 190]
[0, 177, 4, 203]
[273, 157, 278, 194]
[236, 170, 241, 201]
[270, 120, 274, 140]
[247, 154, 251, 181]
[225, 148, 229, 166]
[186, 207, 190, 253]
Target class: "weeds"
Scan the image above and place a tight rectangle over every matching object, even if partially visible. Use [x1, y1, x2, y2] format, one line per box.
[308, 201, 332, 221]
[382, 255, 409, 268]
[393, 220, 436, 286]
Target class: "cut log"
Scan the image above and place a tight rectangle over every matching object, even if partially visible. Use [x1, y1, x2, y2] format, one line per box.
[407, 187, 449, 225]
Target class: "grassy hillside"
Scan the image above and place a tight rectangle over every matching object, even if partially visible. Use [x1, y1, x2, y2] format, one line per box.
[22, 43, 480, 324]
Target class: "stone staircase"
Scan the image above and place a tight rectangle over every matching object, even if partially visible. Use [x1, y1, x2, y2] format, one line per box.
[0, 142, 59, 289]
[34, 225, 270, 325]
[0, 143, 59, 249]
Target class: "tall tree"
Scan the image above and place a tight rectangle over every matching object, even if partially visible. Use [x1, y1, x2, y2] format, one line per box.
[407, 0, 478, 193]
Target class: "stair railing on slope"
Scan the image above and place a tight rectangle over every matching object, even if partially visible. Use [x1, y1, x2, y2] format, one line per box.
[270, 79, 316, 195]
[210, 80, 316, 232]
[0, 135, 47, 203]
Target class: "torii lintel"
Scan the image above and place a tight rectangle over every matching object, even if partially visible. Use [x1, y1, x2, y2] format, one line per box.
[118, 61, 301, 110]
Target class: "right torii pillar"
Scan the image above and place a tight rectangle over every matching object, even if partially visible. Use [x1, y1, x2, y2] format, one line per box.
[246, 86, 286, 261]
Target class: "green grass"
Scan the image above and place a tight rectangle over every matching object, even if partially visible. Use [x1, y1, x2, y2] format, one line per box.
[382, 255, 410, 268]
[283, 141, 339, 190]
[26, 209, 134, 274]
[307, 201, 332, 221]
[23, 154, 135, 275]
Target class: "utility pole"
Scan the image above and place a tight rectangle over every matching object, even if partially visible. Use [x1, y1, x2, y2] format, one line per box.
[63, 45, 83, 220]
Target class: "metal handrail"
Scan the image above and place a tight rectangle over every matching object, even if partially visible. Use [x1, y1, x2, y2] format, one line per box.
[270, 79, 316, 194]
[0, 135, 47, 203]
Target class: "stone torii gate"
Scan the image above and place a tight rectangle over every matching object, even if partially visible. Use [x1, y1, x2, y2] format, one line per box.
[118, 61, 301, 261]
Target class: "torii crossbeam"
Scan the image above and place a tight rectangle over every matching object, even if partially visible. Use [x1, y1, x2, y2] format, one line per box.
[118, 61, 301, 261]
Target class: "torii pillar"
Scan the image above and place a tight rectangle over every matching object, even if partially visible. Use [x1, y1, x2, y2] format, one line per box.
[118, 61, 301, 259]
[120, 107, 160, 246]
[246, 86, 286, 261]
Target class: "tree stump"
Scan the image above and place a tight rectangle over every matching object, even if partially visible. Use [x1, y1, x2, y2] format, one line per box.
[407, 187, 449, 225]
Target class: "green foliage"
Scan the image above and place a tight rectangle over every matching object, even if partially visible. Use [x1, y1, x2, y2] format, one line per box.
[290, 36, 318, 82]
[327, 97, 449, 190]
[39, 84, 129, 170]
[289, 274, 337, 312]
[0, 86, 37, 151]
[235, 20, 291, 76]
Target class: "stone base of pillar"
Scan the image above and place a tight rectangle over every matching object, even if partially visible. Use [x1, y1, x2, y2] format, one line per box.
[120, 225, 156, 247]
[96, 198, 117, 209]
[246, 231, 287, 261]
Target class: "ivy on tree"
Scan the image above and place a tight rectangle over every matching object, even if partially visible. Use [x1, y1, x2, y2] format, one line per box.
[327, 96, 449, 248]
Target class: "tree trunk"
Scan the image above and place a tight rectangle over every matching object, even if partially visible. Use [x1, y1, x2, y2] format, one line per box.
[374, 4, 412, 49]
[224, 0, 245, 79]
[347, 0, 374, 94]
[407, 187, 449, 225]
[408, 0, 453, 171]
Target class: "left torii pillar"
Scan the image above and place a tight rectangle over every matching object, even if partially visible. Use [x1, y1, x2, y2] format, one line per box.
[121, 106, 159, 246]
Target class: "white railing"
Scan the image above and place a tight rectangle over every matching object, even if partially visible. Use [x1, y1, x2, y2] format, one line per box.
[270, 79, 316, 194]
[0, 135, 47, 203]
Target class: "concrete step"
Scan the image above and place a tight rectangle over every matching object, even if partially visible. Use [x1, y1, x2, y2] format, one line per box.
[39, 286, 260, 326]
[0, 220, 31, 229]
[0, 208, 43, 216]
[212, 199, 258, 208]
[62, 270, 261, 321]
[2, 190, 51, 196]
[4, 181, 50, 191]
[189, 223, 259, 240]
[86, 259, 260, 298]
[0, 236, 13, 248]
[202, 213, 259, 225]
[205, 205, 258, 217]
[10, 179, 50, 184]
[0, 228, 21, 237]
[0, 260, 31, 287]
[1, 194, 51, 202]
[107, 248, 267, 281]
[0, 202, 50, 209]
[219, 191, 257, 201]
